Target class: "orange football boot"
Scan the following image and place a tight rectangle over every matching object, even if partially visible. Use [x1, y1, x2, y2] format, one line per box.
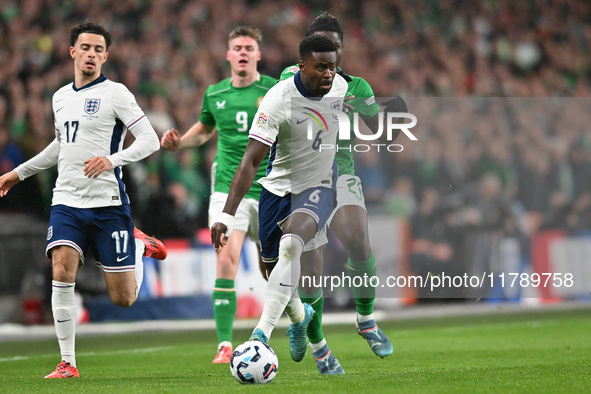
[44, 361, 79, 379]
[212, 345, 233, 364]
[134, 227, 167, 260]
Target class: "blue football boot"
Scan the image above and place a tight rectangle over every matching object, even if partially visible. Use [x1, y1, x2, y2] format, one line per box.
[313, 344, 345, 375]
[356, 318, 393, 358]
[285, 303, 314, 362]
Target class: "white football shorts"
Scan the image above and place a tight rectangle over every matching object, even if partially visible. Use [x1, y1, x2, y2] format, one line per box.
[208, 192, 259, 241]
[328, 174, 367, 225]
[310, 174, 368, 250]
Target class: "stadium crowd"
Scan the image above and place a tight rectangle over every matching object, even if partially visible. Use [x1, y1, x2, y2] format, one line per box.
[1, 0, 590, 274]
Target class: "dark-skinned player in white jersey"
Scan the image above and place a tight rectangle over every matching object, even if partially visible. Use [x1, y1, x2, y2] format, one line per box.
[281, 12, 406, 374]
[211, 35, 348, 364]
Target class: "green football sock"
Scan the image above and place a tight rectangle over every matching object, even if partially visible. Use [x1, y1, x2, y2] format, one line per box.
[346, 252, 377, 316]
[212, 278, 236, 344]
[299, 287, 324, 344]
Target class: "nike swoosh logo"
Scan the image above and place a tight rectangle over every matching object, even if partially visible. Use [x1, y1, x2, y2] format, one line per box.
[117, 255, 129, 262]
[279, 282, 295, 287]
[303, 202, 317, 207]
[56, 107, 65, 113]
[296, 119, 307, 124]
[57, 319, 71, 323]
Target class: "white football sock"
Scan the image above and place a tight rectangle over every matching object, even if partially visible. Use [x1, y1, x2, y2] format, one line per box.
[218, 341, 232, 351]
[310, 338, 327, 352]
[52, 281, 77, 367]
[285, 293, 304, 324]
[255, 234, 304, 339]
[134, 239, 145, 298]
[357, 313, 374, 322]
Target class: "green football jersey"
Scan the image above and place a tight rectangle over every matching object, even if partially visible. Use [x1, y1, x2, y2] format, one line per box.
[200, 74, 276, 199]
[280, 66, 381, 176]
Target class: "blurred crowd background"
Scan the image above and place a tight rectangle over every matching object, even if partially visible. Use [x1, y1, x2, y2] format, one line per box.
[1, 0, 591, 300]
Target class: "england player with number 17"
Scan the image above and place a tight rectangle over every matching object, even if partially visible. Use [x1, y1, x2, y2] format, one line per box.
[0, 19, 167, 379]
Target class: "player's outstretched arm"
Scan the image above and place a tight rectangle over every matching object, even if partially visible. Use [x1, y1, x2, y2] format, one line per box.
[0, 171, 20, 197]
[211, 139, 269, 250]
[161, 122, 215, 150]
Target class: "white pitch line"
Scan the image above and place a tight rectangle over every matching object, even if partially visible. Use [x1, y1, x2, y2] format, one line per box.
[1, 301, 588, 342]
[0, 346, 171, 363]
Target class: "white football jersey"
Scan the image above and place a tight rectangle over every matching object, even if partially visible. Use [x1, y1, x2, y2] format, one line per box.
[249, 72, 347, 196]
[50, 75, 155, 208]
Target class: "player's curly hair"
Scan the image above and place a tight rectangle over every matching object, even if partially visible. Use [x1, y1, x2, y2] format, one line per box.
[70, 19, 112, 49]
[305, 12, 344, 43]
[229, 26, 263, 45]
[299, 35, 337, 60]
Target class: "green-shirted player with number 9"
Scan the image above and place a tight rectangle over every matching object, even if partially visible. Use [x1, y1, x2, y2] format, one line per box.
[280, 13, 400, 375]
[161, 26, 276, 364]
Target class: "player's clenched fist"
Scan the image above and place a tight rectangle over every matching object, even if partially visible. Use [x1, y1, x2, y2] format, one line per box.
[210, 212, 234, 251]
[161, 128, 182, 150]
[210, 222, 228, 251]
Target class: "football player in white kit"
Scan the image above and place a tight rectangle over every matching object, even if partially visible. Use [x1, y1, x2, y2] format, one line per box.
[211, 35, 347, 363]
[0, 20, 167, 378]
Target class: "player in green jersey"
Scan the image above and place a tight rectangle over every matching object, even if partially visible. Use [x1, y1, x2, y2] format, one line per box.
[161, 26, 276, 364]
[280, 12, 402, 374]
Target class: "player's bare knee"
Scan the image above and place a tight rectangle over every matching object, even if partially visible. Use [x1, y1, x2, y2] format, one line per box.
[341, 233, 371, 260]
[217, 255, 236, 270]
[51, 247, 79, 282]
[108, 284, 137, 307]
[283, 214, 317, 246]
[111, 292, 136, 308]
[51, 264, 69, 282]
[217, 256, 239, 278]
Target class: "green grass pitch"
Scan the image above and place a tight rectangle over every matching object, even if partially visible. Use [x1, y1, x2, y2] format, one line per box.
[1, 306, 590, 393]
